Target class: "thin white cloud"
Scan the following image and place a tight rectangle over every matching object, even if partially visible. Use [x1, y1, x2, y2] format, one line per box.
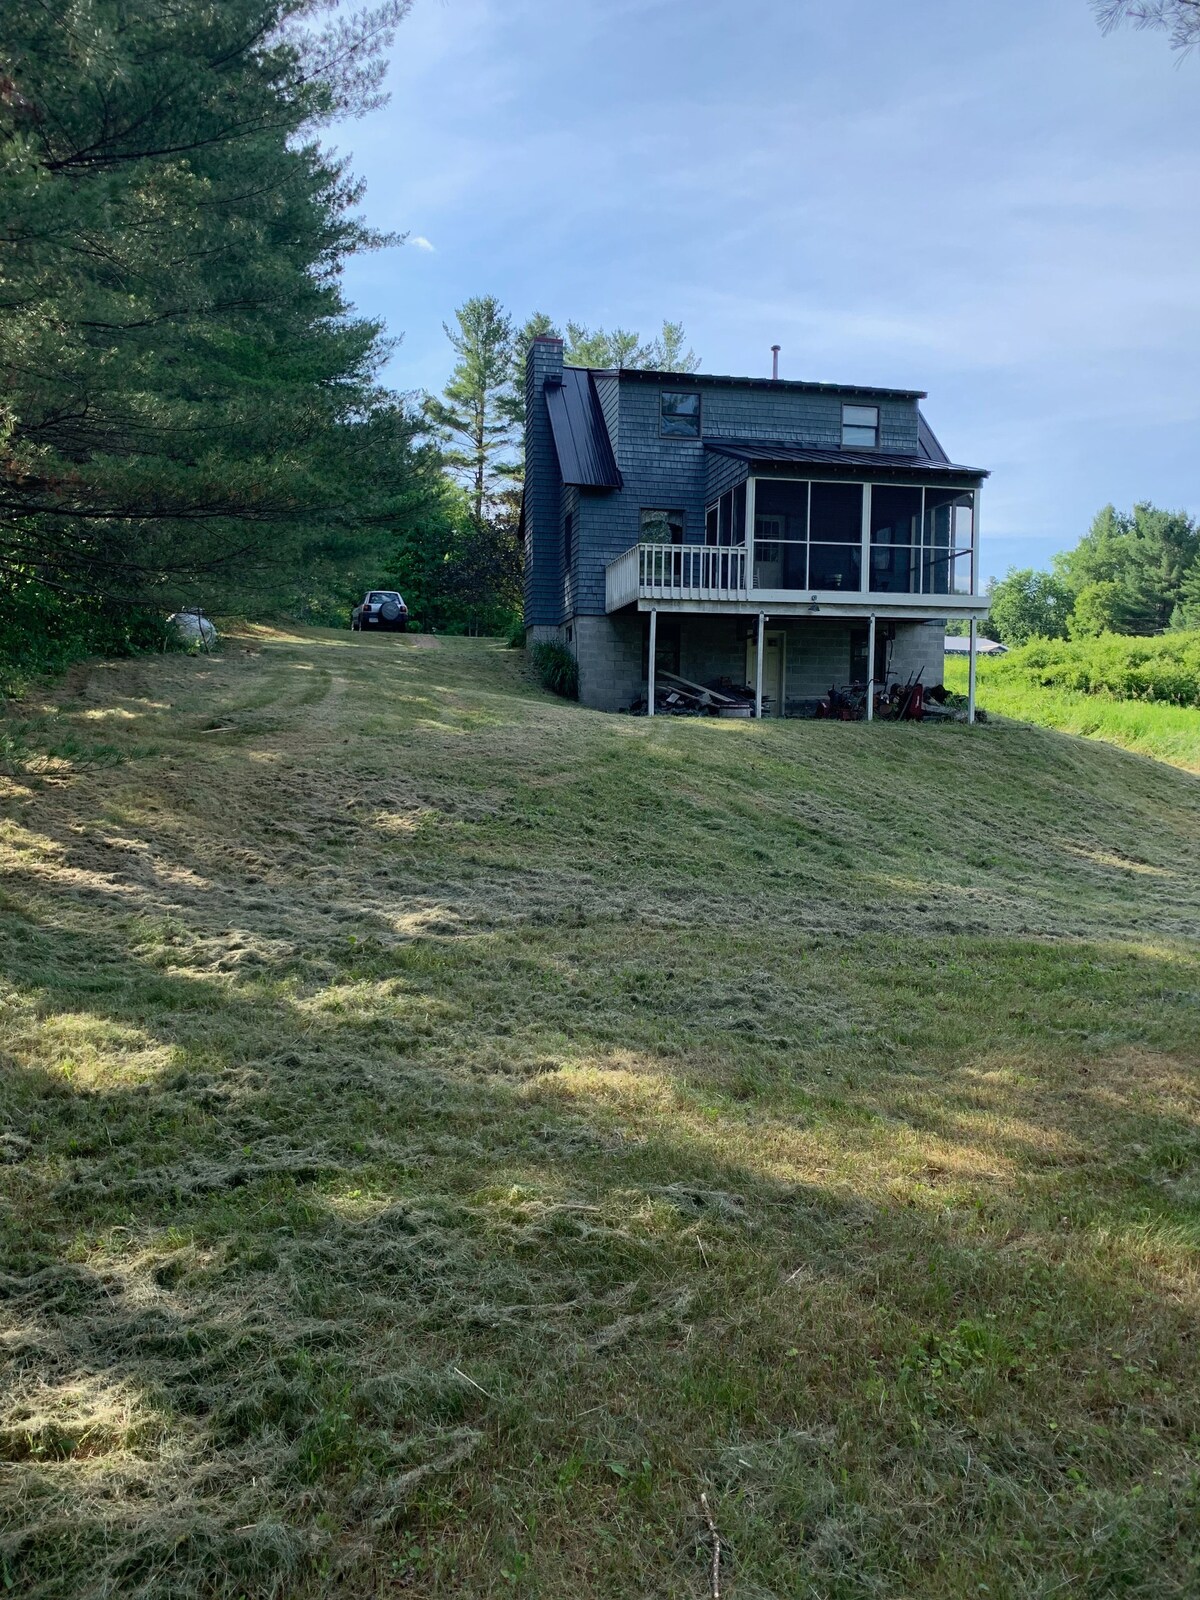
[409, 235, 435, 252]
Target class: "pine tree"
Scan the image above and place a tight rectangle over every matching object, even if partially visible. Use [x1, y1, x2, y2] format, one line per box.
[0, 0, 423, 626]
[560, 319, 700, 371]
[1055, 504, 1198, 635]
[1095, 1, 1200, 54]
[425, 297, 518, 523]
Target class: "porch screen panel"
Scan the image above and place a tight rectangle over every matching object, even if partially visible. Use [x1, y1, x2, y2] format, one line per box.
[922, 488, 974, 595]
[732, 482, 747, 545]
[754, 480, 808, 589]
[809, 482, 862, 592]
[869, 484, 922, 594]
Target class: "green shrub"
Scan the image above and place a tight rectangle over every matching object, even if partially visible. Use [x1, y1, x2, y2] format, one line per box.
[505, 616, 527, 649]
[0, 580, 173, 698]
[529, 641, 578, 699]
[982, 631, 1200, 707]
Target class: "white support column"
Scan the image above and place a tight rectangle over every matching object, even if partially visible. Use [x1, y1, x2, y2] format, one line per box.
[754, 610, 765, 719]
[647, 608, 657, 717]
[866, 613, 876, 723]
[968, 616, 977, 726]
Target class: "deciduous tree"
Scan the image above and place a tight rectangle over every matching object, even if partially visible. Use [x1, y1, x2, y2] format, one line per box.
[987, 569, 1074, 645]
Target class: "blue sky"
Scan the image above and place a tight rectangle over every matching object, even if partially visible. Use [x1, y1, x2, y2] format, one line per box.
[337, 0, 1199, 580]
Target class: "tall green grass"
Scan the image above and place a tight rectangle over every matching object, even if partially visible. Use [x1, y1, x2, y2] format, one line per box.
[945, 643, 1200, 772]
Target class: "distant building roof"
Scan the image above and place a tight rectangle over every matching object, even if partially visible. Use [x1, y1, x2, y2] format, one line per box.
[944, 635, 1007, 654]
[544, 368, 621, 488]
[703, 439, 989, 478]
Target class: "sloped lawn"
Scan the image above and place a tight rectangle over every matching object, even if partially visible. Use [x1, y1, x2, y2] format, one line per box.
[2, 629, 1199, 1598]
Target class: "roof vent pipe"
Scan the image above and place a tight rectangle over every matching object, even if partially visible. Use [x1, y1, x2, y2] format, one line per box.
[771, 344, 780, 380]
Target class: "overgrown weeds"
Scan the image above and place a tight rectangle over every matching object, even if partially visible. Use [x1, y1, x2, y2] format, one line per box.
[946, 652, 1200, 771]
[983, 629, 1200, 706]
[0, 580, 174, 701]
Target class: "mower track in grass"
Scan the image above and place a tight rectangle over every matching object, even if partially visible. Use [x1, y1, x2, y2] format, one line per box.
[1, 626, 1199, 1598]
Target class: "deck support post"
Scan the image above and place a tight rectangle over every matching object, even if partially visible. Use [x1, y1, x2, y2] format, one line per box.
[647, 608, 657, 717]
[866, 613, 876, 723]
[754, 611, 765, 719]
[968, 617, 977, 725]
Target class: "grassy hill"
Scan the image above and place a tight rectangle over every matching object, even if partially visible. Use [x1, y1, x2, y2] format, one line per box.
[2, 629, 1199, 1599]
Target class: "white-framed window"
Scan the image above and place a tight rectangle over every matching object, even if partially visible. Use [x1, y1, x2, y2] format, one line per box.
[842, 404, 879, 449]
[660, 391, 701, 438]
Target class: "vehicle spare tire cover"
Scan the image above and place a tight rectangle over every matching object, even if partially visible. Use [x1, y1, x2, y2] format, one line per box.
[380, 600, 400, 621]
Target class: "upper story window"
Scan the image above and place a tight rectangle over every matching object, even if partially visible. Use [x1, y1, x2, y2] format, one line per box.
[842, 404, 879, 449]
[660, 391, 701, 438]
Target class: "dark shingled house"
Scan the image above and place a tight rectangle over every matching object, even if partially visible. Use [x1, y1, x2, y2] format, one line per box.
[521, 337, 990, 717]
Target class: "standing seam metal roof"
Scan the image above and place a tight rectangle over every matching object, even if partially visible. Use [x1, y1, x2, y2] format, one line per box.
[544, 368, 621, 488]
[702, 440, 988, 478]
[578, 365, 927, 401]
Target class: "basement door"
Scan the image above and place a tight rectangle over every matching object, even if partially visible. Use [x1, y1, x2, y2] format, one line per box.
[747, 630, 786, 715]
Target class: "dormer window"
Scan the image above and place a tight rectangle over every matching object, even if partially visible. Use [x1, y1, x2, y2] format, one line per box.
[660, 391, 701, 438]
[842, 403, 879, 448]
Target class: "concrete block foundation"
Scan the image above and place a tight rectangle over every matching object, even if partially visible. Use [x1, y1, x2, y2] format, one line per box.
[532, 612, 948, 713]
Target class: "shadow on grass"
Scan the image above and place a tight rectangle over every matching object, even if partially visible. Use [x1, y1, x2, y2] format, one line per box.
[4, 635, 1200, 1598]
[4, 888, 1200, 1596]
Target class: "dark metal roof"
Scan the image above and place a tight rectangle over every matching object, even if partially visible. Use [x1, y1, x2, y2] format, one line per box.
[917, 410, 949, 464]
[703, 439, 988, 478]
[545, 368, 621, 488]
[579, 364, 926, 402]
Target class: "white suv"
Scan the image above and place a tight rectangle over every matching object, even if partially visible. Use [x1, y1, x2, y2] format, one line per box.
[351, 590, 408, 632]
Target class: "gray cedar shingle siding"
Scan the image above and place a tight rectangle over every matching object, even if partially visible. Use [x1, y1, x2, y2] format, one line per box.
[704, 449, 750, 503]
[523, 346, 980, 635]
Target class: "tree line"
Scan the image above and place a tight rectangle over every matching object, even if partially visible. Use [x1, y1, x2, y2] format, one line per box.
[391, 296, 698, 635]
[982, 503, 1200, 646]
[0, 0, 443, 678]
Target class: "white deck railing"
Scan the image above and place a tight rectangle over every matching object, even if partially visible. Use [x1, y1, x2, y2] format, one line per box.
[605, 542, 750, 611]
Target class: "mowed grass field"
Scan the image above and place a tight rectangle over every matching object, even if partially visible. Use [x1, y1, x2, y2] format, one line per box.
[944, 655, 1200, 774]
[2, 628, 1199, 1599]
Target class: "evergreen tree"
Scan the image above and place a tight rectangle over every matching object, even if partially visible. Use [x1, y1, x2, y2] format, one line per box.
[0, 0, 422, 627]
[504, 311, 561, 440]
[425, 296, 516, 522]
[1173, 561, 1200, 630]
[562, 319, 700, 371]
[1095, 1, 1200, 54]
